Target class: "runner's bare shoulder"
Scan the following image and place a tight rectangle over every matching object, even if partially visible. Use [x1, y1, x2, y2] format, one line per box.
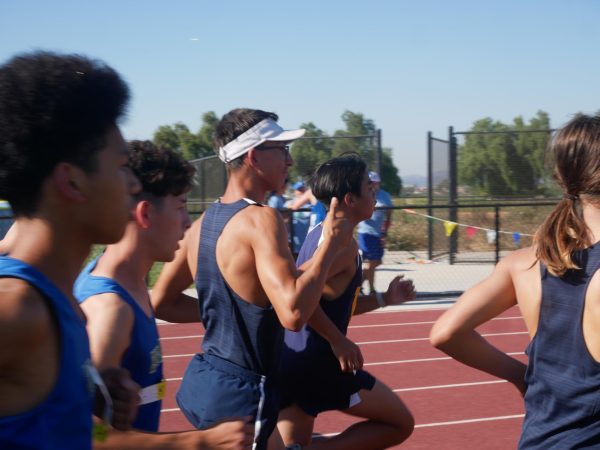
[0, 277, 55, 364]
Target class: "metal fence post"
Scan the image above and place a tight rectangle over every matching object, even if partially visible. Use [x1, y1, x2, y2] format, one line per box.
[427, 131, 433, 260]
[495, 205, 501, 264]
[200, 160, 206, 204]
[449, 127, 458, 264]
[376, 128, 382, 176]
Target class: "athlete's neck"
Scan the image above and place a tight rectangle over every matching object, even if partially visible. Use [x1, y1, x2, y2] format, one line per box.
[7, 218, 92, 296]
[94, 224, 154, 293]
[582, 201, 600, 244]
[220, 170, 268, 204]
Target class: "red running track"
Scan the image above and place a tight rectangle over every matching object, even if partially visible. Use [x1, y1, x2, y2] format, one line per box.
[157, 306, 528, 449]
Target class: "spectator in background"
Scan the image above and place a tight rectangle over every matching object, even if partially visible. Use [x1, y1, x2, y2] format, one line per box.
[267, 184, 288, 210]
[268, 184, 293, 254]
[286, 181, 311, 256]
[357, 171, 393, 294]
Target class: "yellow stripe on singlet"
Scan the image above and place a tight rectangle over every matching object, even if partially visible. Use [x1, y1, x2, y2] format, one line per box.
[351, 286, 360, 316]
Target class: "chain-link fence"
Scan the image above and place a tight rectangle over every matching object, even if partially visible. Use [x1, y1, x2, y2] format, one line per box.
[427, 134, 451, 259]
[382, 200, 557, 294]
[188, 155, 228, 204]
[187, 133, 382, 204]
[428, 127, 556, 203]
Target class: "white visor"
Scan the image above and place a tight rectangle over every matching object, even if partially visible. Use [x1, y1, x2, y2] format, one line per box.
[218, 118, 305, 163]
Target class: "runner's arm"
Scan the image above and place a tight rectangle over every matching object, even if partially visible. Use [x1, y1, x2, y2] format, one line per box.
[91, 417, 254, 449]
[307, 306, 363, 372]
[81, 293, 133, 370]
[429, 256, 527, 394]
[353, 275, 417, 315]
[151, 218, 201, 323]
[254, 198, 352, 331]
[0, 279, 57, 416]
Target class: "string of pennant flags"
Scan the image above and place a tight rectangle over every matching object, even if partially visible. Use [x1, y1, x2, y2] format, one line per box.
[401, 208, 533, 246]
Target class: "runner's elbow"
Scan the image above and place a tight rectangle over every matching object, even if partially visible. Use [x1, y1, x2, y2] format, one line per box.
[278, 309, 304, 331]
[429, 320, 458, 349]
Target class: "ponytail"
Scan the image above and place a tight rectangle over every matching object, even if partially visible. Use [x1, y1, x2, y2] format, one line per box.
[534, 197, 590, 276]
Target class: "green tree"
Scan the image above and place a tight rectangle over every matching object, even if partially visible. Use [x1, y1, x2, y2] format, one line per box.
[153, 110, 404, 196]
[332, 111, 377, 167]
[458, 111, 552, 197]
[195, 111, 219, 158]
[380, 148, 402, 195]
[153, 112, 218, 160]
[289, 122, 334, 181]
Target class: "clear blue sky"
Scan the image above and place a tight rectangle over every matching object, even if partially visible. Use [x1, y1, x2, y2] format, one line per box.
[1, 0, 599, 178]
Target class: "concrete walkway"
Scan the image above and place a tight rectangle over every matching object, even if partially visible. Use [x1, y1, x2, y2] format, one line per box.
[367, 250, 496, 310]
[179, 250, 497, 312]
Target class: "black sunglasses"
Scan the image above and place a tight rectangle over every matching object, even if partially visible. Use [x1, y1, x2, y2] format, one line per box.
[256, 143, 290, 154]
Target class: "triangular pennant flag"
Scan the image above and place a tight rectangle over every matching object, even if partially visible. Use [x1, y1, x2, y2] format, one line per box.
[466, 226, 477, 239]
[444, 221, 458, 237]
[486, 230, 497, 244]
[512, 232, 521, 247]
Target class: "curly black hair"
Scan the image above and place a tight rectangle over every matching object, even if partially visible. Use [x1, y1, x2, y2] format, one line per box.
[128, 140, 195, 202]
[0, 51, 130, 216]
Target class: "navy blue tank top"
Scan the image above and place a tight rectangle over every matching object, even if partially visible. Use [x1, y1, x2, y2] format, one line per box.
[284, 225, 362, 354]
[74, 256, 163, 432]
[196, 199, 284, 377]
[0, 255, 94, 449]
[520, 246, 600, 449]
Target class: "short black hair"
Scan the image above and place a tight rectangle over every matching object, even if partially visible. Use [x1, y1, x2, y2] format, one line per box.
[0, 51, 130, 216]
[128, 140, 195, 203]
[213, 108, 278, 170]
[310, 153, 367, 206]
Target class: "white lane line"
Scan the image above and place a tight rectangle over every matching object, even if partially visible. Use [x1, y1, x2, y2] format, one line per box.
[357, 331, 528, 345]
[161, 407, 181, 412]
[364, 351, 525, 367]
[160, 334, 204, 341]
[160, 328, 527, 344]
[162, 333, 527, 357]
[163, 352, 526, 379]
[157, 316, 522, 332]
[164, 353, 197, 359]
[312, 414, 525, 436]
[393, 380, 507, 392]
[349, 316, 523, 329]
[415, 414, 524, 428]
[161, 406, 524, 429]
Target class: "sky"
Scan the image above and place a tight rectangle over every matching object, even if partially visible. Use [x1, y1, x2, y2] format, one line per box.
[1, 0, 599, 179]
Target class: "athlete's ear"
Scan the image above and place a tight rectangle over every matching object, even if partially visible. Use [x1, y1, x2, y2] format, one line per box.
[343, 192, 355, 208]
[245, 148, 260, 169]
[132, 200, 151, 229]
[52, 162, 87, 202]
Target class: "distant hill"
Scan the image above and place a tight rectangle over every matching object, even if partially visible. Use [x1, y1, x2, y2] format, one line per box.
[403, 174, 427, 187]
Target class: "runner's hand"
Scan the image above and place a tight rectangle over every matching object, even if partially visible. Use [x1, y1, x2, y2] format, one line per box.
[385, 275, 416, 305]
[193, 417, 254, 450]
[321, 197, 353, 249]
[330, 335, 364, 372]
[99, 367, 140, 430]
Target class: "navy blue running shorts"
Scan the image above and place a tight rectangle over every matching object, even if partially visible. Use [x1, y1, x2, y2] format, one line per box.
[280, 358, 376, 417]
[177, 353, 279, 450]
